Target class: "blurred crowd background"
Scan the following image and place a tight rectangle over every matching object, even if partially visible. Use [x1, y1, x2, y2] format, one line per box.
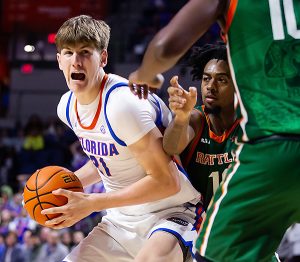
[0, 1, 298, 261]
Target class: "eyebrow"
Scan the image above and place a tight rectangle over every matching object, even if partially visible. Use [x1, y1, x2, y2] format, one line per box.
[203, 72, 229, 77]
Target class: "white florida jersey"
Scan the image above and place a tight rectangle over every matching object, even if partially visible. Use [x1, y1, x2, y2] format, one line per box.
[57, 73, 201, 215]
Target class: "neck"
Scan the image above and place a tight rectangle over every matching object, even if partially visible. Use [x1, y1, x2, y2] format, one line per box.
[76, 69, 105, 105]
[207, 105, 236, 135]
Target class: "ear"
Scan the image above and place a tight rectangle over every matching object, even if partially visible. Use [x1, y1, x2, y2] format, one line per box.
[57, 53, 63, 70]
[100, 49, 108, 67]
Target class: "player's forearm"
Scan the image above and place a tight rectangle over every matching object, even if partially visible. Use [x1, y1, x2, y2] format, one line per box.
[74, 160, 101, 188]
[89, 161, 181, 211]
[163, 115, 191, 155]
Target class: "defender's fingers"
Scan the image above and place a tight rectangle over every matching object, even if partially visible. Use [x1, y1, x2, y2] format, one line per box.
[169, 102, 184, 111]
[167, 86, 183, 96]
[170, 76, 180, 88]
[189, 86, 197, 97]
[169, 96, 186, 104]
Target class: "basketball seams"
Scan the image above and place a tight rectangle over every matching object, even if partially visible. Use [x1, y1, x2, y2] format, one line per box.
[24, 186, 83, 204]
[23, 165, 83, 226]
[36, 168, 67, 190]
[33, 201, 62, 221]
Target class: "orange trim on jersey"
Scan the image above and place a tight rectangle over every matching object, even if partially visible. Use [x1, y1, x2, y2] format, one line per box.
[223, 0, 238, 41]
[75, 74, 108, 130]
[203, 105, 241, 143]
[182, 108, 205, 167]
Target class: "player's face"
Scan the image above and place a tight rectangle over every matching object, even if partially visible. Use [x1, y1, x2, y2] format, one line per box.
[201, 59, 234, 111]
[57, 43, 107, 94]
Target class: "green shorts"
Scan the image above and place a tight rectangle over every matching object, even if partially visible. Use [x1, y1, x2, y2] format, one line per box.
[195, 139, 300, 262]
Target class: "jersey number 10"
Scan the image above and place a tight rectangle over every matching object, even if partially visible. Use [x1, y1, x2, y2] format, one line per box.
[269, 0, 300, 40]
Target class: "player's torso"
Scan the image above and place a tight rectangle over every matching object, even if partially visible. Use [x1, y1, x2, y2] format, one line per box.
[67, 75, 145, 191]
[182, 106, 240, 209]
[61, 75, 201, 215]
[227, 0, 300, 140]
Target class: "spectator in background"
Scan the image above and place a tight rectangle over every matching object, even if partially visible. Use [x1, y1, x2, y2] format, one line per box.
[0, 209, 12, 237]
[59, 230, 73, 252]
[0, 186, 13, 210]
[0, 234, 4, 261]
[71, 231, 85, 251]
[0, 231, 26, 262]
[22, 114, 45, 151]
[8, 207, 37, 242]
[38, 227, 51, 245]
[21, 229, 42, 262]
[17, 114, 47, 177]
[35, 230, 68, 262]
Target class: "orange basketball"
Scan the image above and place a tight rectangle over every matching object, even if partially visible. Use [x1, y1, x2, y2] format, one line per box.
[23, 165, 84, 226]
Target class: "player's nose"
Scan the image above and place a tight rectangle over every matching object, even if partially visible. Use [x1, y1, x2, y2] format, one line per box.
[72, 53, 83, 67]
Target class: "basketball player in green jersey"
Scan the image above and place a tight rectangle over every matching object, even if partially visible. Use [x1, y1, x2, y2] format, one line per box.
[129, 0, 300, 261]
[163, 43, 241, 212]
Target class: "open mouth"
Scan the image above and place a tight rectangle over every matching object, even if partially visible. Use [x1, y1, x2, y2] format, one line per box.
[71, 72, 86, 81]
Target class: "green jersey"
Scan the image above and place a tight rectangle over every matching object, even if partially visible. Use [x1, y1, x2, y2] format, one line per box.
[227, 0, 300, 141]
[181, 106, 241, 210]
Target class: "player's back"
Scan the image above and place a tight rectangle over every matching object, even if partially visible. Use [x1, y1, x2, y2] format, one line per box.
[227, 0, 300, 141]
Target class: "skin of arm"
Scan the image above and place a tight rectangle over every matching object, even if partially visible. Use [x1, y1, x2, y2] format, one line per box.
[74, 160, 102, 188]
[128, 0, 225, 87]
[42, 127, 181, 229]
[163, 76, 197, 155]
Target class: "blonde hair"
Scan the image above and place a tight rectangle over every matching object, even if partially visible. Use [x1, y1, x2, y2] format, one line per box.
[55, 15, 111, 52]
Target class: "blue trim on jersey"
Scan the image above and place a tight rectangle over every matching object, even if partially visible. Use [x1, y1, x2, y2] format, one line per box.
[66, 92, 73, 129]
[194, 203, 205, 232]
[149, 93, 163, 128]
[150, 228, 195, 259]
[104, 82, 129, 146]
[175, 161, 190, 179]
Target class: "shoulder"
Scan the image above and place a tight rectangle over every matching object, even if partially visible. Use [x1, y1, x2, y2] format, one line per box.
[57, 91, 73, 125]
[106, 73, 129, 87]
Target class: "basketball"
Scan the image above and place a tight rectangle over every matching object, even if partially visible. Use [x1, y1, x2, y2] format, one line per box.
[23, 165, 84, 226]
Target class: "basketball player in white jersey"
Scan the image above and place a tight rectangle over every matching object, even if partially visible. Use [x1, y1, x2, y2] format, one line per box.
[41, 15, 204, 262]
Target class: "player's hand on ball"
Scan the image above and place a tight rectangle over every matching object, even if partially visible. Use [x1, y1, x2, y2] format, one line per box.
[41, 188, 93, 229]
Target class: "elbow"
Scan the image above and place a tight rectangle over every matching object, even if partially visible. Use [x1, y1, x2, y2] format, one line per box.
[163, 137, 182, 156]
[163, 143, 181, 157]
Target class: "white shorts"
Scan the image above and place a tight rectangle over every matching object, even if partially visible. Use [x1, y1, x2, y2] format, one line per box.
[64, 203, 204, 262]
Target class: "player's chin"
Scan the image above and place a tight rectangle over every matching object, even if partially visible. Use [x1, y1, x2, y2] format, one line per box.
[204, 104, 221, 115]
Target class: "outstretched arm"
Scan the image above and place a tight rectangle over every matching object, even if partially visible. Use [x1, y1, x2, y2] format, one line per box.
[163, 76, 197, 155]
[129, 0, 224, 87]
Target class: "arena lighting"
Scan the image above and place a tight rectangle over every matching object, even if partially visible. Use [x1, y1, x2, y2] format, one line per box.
[21, 64, 34, 74]
[24, 45, 35, 52]
[48, 33, 56, 44]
